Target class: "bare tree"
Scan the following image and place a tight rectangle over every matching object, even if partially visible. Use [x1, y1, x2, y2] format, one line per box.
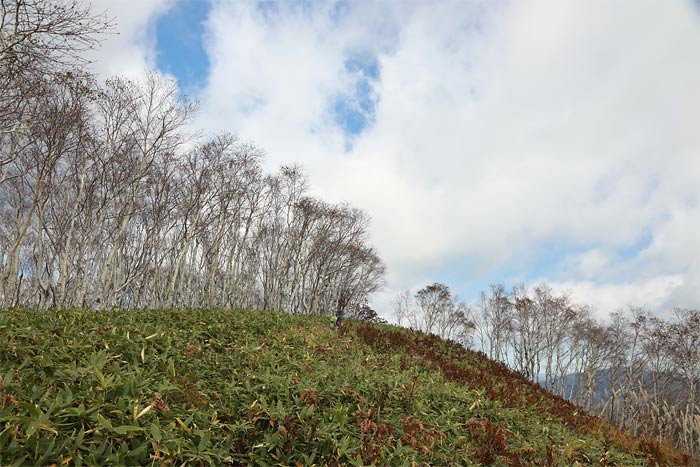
[477, 284, 513, 362]
[393, 283, 474, 345]
[0, 0, 111, 183]
[0, 0, 110, 72]
[0, 72, 94, 306]
[666, 308, 700, 456]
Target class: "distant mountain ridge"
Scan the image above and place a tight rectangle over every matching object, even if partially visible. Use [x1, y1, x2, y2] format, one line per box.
[538, 368, 692, 422]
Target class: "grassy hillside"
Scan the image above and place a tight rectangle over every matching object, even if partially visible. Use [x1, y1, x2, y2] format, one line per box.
[0, 308, 689, 466]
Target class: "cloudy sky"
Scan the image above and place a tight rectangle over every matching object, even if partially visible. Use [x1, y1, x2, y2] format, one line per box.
[87, 0, 699, 321]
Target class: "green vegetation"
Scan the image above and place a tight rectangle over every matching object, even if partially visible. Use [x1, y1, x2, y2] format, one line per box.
[0, 308, 688, 466]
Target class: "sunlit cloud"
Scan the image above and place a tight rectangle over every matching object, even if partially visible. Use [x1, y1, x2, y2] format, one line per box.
[95, 0, 699, 319]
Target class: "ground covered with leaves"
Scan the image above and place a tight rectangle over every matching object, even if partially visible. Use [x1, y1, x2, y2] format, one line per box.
[0, 308, 689, 466]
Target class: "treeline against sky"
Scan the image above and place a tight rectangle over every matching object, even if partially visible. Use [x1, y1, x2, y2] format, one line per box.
[2, 0, 697, 459]
[0, 1, 385, 313]
[395, 282, 699, 457]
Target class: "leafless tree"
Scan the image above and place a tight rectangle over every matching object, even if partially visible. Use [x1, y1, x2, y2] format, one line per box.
[476, 284, 513, 362]
[666, 308, 700, 456]
[393, 289, 412, 327]
[471, 281, 699, 456]
[0, 72, 95, 306]
[0, 0, 111, 183]
[393, 282, 474, 345]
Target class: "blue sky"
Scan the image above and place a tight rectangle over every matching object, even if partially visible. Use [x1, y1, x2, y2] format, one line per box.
[155, 1, 211, 93]
[332, 56, 379, 146]
[105, 0, 700, 320]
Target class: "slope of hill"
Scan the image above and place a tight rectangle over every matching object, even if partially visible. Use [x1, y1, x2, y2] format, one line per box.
[0, 308, 690, 466]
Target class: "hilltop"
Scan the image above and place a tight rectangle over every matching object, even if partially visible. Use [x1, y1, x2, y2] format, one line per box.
[0, 308, 690, 466]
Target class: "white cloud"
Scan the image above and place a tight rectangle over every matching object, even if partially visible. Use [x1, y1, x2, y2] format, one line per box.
[82, 0, 174, 79]
[190, 0, 699, 315]
[548, 275, 688, 322]
[197, 2, 347, 166]
[571, 249, 612, 280]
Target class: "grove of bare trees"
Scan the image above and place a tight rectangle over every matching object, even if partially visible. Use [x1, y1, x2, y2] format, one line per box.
[0, 0, 385, 315]
[395, 282, 699, 456]
[471, 284, 699, 457]
[394, 282, 475, 346]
